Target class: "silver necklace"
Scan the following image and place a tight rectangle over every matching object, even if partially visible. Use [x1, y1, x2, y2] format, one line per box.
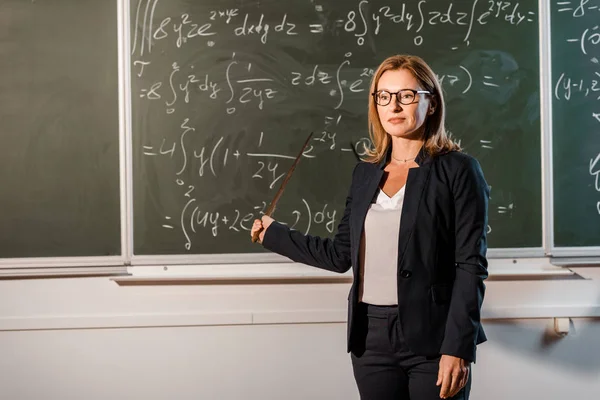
[391, 154, 417, 163]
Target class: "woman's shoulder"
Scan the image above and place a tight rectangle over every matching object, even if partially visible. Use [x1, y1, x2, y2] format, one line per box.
[436, 151, 488, 187]
[344, 161, 379, 188]
[352, 160, 379, 175]
[436, 150, 483, 171]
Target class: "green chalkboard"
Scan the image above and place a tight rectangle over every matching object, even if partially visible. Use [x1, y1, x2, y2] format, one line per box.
[552, 2, 600, 248]
[131, 0, 542, 255]
[0, 0, 120, 258]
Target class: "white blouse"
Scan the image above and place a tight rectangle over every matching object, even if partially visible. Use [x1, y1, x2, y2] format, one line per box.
[358, 185, 405, 305]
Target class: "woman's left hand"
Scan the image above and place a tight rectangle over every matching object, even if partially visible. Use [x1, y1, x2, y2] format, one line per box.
[436, 354, 470, 399]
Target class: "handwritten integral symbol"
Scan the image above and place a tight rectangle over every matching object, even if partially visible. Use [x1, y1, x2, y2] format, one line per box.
[251, 131, 314, 243]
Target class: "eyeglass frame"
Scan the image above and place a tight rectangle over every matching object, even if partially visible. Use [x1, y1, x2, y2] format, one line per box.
[371, 89, 432, 106]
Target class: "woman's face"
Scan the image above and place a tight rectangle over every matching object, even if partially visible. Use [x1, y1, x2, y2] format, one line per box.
[375, 69, 433, 140]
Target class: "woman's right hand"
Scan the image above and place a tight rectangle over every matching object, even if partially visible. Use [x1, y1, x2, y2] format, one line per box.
[251, 215, 275, 244]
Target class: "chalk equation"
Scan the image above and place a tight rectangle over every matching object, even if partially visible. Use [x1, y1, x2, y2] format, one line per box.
[142, 118, 363, 181]
[554, 71, 600, 101]
[132, 0, 535, 52]
[140, 117, 502, 250]
[556, 0, 600, 18]
[135, 52, 484, 115]
[565, 25, 600, 57]
[166, 176, 338, 250]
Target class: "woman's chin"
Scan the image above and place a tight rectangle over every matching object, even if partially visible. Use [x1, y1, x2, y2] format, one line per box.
[386, 130, 423, 141]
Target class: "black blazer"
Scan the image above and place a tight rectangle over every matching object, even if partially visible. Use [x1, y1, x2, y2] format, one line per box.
[262, 147, 489, 362]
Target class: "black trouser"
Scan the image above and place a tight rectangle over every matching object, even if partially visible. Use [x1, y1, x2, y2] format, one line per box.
[350, 303, 471, 400]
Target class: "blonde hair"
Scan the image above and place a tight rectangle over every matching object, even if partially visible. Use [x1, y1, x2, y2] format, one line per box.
[363, 54, 460, 164]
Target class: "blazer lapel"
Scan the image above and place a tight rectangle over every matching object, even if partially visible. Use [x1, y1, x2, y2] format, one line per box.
[397, 149, 433, 271]
[351, 164, 383, 274]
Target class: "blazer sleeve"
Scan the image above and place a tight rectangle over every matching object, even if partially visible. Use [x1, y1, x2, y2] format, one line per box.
[261, 164, 358, 274]
[440, 155, 490, 362]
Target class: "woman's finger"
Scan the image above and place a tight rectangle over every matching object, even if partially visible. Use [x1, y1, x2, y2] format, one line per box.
[459, 367, 469, 390]
[439, 370, 452, 398]
[250, 220, 263, 238]
[447, 374, 461, 398]
[447, 369, 468, 398]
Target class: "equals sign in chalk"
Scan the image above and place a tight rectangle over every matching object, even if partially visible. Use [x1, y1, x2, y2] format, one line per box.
[309, 24, 323, 33]
[162, 216, 174, 229]
[480, 140, 493, 149]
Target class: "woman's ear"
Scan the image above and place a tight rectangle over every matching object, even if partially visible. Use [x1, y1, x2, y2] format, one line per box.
[429, 97, 438, 115]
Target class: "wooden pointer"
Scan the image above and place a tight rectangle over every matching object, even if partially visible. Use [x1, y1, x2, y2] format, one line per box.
[251, 131, 314, 243]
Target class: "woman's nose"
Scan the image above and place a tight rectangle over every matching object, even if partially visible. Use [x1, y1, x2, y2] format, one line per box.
[391, 101, 403, 111]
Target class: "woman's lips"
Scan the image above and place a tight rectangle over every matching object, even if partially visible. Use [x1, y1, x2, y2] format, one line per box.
[388, 117, 404, 124]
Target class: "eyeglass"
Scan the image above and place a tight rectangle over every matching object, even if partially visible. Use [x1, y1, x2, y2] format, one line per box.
[372, 89, 431, 106]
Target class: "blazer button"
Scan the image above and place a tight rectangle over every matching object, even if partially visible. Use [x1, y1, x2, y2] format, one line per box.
[400, 270, 412, 278]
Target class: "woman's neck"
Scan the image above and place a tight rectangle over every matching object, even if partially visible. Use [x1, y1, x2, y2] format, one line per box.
[390, 137, 424, 163]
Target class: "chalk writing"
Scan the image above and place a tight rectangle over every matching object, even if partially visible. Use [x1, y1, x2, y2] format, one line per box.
[133, 0, 536, 53]
[131, 0, 541, 251]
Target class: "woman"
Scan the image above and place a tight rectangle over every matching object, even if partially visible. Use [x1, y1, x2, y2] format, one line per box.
[251, 54, 489, 400]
